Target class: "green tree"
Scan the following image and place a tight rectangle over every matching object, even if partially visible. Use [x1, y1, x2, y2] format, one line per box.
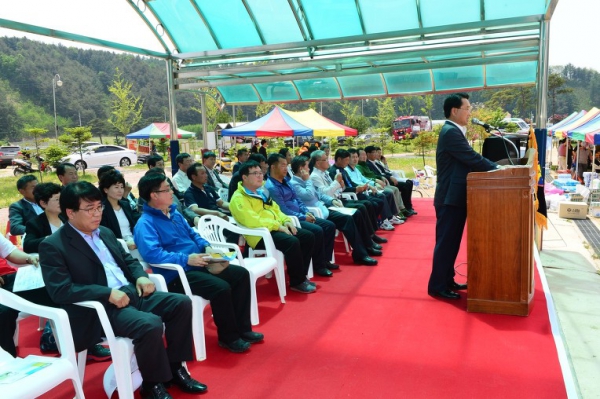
[397, 96, 415, 117]
[548, 73, 573, 124]
[421, 95, 434, 123]
[412, 131, 438, 167]
[59, 126, 93, 174]
[373, 97, 396, 134]
[25, 127, 49, 181]
[42, 144, 70, 169]
[108, 67, 144, 146]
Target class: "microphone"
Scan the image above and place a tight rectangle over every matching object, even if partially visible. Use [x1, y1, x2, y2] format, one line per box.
[471, 118, 498, 131]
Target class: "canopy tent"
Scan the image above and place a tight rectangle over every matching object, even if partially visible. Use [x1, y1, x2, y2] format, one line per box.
[126, 123, 195, 139]
[552, 108, 600, 139]
[547, 111, 580, 136]
[568, 114, 600, 144]
[282, 109, 357, 137]
[221, 107, 312, 137]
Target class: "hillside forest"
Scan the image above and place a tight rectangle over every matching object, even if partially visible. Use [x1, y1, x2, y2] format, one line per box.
[0, 37, 596, 144]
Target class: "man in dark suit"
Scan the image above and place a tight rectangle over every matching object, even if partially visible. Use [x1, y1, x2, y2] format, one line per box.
[40, 182, 207, 398]
[428, 93, 499, 300]
[364, 145, 417, 216]
[9, 175, 43, 236]
[202, 151, 229, 190]
[232, 148, 249, 174]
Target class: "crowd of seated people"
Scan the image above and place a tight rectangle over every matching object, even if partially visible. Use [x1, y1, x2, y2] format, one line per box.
[0, 147, 416, 398]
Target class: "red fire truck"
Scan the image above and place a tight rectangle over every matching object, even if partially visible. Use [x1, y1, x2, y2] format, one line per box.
[392, 116, 431, 140]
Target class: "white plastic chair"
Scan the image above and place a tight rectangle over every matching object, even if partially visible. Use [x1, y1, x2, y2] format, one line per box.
[75, 240, 171, 399]
[146, 261, 210, 361]
[412, 166, 431, 189]
[197, 215, 283, 325]
[424, 165, 437, 186]
[0, 288, 84, 399]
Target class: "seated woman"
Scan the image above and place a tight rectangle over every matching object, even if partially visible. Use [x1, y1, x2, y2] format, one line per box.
[23, 183, 66, 253]
[99, 170, 140, 250]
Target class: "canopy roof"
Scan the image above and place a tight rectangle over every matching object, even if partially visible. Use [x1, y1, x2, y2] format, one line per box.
[222, 107, 357, 137]
[0, 0, 559, 105]
[126, 123, 195, 139]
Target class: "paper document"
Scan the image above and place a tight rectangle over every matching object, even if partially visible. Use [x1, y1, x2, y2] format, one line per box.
[204, 248, 237, 263]
[12, 265, 45, 292]
[328, 206, 357, 216]
[0, 356, 52, 384]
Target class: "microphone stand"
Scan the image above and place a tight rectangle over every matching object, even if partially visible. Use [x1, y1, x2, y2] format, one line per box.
[487, 126, 519, 166]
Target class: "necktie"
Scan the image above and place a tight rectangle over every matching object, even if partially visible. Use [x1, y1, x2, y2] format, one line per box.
[323, 171, 333, 185]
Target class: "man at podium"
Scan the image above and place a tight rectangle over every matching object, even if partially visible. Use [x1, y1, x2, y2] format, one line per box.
[428, 93, 499, 300]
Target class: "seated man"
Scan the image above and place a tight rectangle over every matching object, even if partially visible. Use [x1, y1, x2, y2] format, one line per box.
[265, 153, 338, 277]
[138, 168, 199, 228]
[309, 150, 387, 246]
[40, 182, 206, 398]
[135, 173, 263, 354]
[329, 149, 394, 231]
[232, 148, 249, 174]
[202, 151, 229, 190]
[184, 163, 230, 221]
[230, 161, 316, 294]
[346, 148, 403, 226]
[172, 152, 194, 193]
[9, 175, 43, 236]
[147, 154, 184, 200]
[356, 148, 406, 219]
[227, 154, 266, 202]
[365, 145, 417, 216]
[289, 156, 379, 266]
[56, 162, 79, 188]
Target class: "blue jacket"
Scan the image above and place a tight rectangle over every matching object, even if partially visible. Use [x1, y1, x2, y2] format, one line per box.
[134, 203, 210, 283]
[265, 176, 309, 220]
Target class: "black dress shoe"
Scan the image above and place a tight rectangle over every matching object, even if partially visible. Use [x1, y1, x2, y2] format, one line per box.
[169, 367, 208, 394]
[315, 267, 333, 277]
[355, 256, 378, 266]
[371, 242, 382, 250]
[218, 338, 251, 353]
[241, 331, 264, 343]
[372, 235, 388, 244]
[428, 290, 461, 300]
[450, 282, 467, 290]
[141, 383, 172, 399]
[366, 247, 382, 256]
[326, 262, 340, 270]
[87, 344, 111, 362]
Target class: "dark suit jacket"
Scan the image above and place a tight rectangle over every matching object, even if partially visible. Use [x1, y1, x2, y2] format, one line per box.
[206, 168, 229, 189]
[40, 224, 148, 350]
[327, 165, 358, 193]
[434, 121, 498, 208]
[100, 198, 140, 239]
[23, 212, 67, 253]
[8, 199, 38, 235]
[365, 160, 392, 182]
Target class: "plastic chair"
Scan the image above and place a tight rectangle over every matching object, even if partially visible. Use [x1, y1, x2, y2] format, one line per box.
[75, 241, 171, 399]
[0, 288, 84, 399]
[424, 165, 437, 187]
[307, 206, 350, 255]
[197, 215, 283, 325]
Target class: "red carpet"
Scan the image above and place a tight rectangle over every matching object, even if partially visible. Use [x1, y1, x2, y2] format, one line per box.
[20, 198, 567, 398]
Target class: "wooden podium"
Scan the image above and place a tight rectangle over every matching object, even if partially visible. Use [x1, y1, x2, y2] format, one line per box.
[466, 149, 536, 316]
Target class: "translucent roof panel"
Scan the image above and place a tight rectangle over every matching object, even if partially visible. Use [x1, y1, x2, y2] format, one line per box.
[433, 66, 485, 91]
[386, 71, 434, 94]
[359, 0, 420, 33]
[420, 0, 482, 28]
[246, 0, 304, 44]
[486, 61, 538, 86]
[338, 75, 386, 97]
[254, 82, 300, 102]
[299, 0, 364, 40]
[295, 79, 341, 100]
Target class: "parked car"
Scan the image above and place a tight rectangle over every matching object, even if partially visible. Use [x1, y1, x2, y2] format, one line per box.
[62, 144, 137, 170]
[0, 145, 21, 169]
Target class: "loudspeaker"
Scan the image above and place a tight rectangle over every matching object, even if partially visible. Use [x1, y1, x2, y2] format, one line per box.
[482, 136, 521, 162]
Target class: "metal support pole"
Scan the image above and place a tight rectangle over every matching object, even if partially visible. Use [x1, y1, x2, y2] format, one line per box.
[52, 74, 62, 140]
[536, 20, 550, 130]
[200, 93, 208, 144]
[165, 59, 180, 175]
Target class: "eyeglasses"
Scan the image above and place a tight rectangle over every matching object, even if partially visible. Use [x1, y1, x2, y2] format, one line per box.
[317, 159, 328, 162]
[247, 171, 263, 176]
[458, 106, 472, 112]
[78, 205, 104, 215]
[153, 188, 172, 194]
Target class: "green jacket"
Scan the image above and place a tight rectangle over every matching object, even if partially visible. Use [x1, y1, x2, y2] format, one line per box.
[229, 181, 291, 248]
